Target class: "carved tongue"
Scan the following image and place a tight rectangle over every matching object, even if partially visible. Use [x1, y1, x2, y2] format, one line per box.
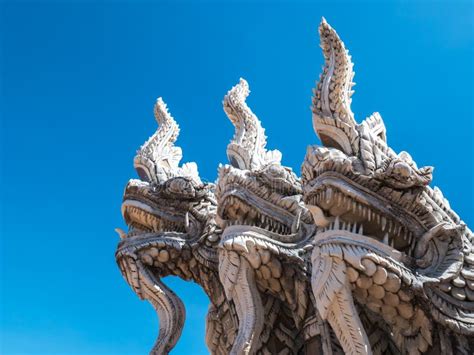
[307, 204, 330, 227]
[137, 261, 185, 355]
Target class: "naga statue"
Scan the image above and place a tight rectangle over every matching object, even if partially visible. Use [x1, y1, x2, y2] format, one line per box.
[303, 19, 474, 354]
[115, 99, 239, 354]
[216, 79, 316, 354]
[116, 18, 473, 355]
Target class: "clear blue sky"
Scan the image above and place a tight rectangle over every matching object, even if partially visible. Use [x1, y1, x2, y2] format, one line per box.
[1, 1, 472, 354]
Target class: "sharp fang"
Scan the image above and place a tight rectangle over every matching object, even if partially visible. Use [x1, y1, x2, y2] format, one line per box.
[352, 223, 358, 233]
[292, 210, 302, 234]
[383, 232, 389, 245]
[334, 216, 340, 230]
[115, 228, 127, 239]
[358, 224, 364, 235]
[327, 188, 333, 204]
[381, 217, 387, 231]
[184, 212, 190, 231]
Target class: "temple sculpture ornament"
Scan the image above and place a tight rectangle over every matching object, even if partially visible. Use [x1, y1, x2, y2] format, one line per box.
[116, 18, 473, 354]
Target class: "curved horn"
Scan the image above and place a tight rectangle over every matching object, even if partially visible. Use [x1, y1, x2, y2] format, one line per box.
[223, 78, 281, 170]
[312, 18, 359, 155]
[134, 98, 201, 184]
[138, 261, 186, 355]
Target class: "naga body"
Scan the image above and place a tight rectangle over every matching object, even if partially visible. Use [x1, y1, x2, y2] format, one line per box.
[216, 79, 317, 354]
[115, 99, 238, 354]
[116, 19, 472, 355]
[303, 19, 474, 355]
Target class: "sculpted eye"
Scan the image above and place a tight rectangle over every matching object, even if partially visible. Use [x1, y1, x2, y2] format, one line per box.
[392, 161, 412, 179]
[262, 164, 286, 179]
[166, 177, 195, 197]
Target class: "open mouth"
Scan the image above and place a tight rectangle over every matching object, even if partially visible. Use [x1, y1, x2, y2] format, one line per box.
[122, 199, 186, 237]
[305, 177, 422, 255]
[220, 194, 296, 235]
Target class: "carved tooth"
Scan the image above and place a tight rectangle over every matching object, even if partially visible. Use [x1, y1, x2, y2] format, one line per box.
[383, 233, 389, 245]
[358, 224, 364, 235]
[291, 210, 302, 234]
[334, 216, 340, 230]
[381, 217, 387, 231]
[352, 223, 358, 233]
[326, 188, 333, 204]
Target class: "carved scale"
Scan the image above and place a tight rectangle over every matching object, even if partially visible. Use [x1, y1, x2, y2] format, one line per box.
[116, 19, 474, 355]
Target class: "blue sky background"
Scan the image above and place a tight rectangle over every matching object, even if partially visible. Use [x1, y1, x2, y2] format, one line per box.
[1, 0, 472, 354]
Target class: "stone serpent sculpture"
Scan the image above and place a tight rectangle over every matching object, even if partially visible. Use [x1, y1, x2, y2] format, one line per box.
[116, 18, 473, 355]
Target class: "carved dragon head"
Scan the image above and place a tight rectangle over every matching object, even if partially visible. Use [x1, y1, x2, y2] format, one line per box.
[216, 78, 313, 240]
[215, 79, 316, 354]
[115, 99, 222, 354]
[303, 19, 474, 348]
[302, 19, 465, 259]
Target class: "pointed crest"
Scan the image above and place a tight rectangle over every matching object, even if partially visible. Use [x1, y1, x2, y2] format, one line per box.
[223, 78, 282, 170]
[312, 18, 359, 155]
[134, 98, 201, 184]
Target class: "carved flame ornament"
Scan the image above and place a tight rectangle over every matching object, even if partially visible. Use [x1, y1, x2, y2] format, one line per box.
[116, 19, 474, 354]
